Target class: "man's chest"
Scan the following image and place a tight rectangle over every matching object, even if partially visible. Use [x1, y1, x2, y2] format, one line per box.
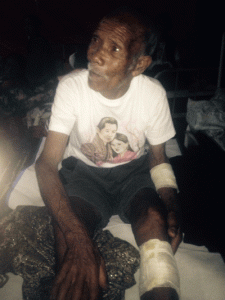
[73, 99, 149, 152]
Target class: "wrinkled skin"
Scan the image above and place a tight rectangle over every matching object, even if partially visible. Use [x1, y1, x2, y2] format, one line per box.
[87, 19, 150, 99]
[51, 220, 107, 300]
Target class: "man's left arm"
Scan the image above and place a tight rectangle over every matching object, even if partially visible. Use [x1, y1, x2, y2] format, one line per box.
[149, 143, 182, 253]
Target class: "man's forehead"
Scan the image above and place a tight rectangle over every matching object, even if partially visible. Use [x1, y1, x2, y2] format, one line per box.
[99, 18, 131, 30]
[95, 19, 132, 42]
[95, 18, 144, 53]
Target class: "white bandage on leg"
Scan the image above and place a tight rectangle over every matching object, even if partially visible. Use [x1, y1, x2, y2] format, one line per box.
[150, 163, 178, 191]
[139, 239, 180, 297]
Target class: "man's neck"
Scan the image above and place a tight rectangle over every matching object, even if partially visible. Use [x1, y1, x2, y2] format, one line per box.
[97, 73, 134, 100]
[99, 83, 131, 99]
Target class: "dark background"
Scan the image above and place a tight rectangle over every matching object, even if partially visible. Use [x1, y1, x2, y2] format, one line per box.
[1, 0, 225, 68]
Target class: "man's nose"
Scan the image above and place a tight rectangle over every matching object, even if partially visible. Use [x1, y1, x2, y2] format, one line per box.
[88, 45, 105, 66]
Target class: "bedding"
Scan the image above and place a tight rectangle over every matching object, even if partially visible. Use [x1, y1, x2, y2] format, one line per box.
[1, 219, 225, 300]
[0, 206, 140, 300]
[0, 79, 57, 117]
[1, 138, 225, 300]
[186, 94, 225, 151]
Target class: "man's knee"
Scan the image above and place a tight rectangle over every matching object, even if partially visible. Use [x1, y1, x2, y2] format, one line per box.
[125, 188, 168, 245]
[126, 188, 167, 226]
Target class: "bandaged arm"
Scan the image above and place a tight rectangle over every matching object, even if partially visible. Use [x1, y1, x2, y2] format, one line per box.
[150, 163, 178, 191]
[149, 143, 179, 211]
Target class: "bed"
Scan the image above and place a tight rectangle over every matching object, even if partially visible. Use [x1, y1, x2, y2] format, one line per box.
[1, 135, 225, 300]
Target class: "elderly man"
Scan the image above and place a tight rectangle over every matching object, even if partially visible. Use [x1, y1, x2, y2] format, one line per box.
[36, 7, 182, 300]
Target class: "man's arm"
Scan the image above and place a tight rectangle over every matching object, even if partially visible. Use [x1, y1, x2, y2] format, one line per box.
[35, 131, 77, 233]
[149, 143, 182, 253]
[35, 131, 107, 300]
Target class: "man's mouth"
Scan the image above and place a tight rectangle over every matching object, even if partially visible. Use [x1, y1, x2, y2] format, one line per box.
[89, 70, 101, 77]
[88, 63, 107, 79]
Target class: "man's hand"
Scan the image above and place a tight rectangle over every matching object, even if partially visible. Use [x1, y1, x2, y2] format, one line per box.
[167, 211, 182, 254]
[157, 187, 182, 254]
[51, 231, 108, 300]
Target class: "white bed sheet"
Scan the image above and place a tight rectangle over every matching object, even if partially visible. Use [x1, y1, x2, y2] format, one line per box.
[2, 138, 225, 300]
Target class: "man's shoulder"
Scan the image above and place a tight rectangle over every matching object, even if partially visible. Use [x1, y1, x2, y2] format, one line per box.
[137, 74, 164, 87]
[134, 74, 166, 95]
[56, 69, 90, 97]
[59, 69, 88, 85]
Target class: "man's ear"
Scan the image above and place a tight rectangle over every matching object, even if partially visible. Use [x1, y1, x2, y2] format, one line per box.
[132, 55, 152, 77]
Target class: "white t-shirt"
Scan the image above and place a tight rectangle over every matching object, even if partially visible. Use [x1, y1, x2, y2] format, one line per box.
[49, 70, 175, 167]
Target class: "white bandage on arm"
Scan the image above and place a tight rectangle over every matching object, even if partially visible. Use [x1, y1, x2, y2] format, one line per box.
[150, 163, 178, 191]
[139, 239, 180, 297]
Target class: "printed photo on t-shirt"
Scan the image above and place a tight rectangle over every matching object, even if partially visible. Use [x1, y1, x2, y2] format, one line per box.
[80, 117, 137, 166]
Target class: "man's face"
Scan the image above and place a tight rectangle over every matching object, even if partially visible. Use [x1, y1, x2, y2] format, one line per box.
[87, 19, 142, 99]
[98, 123, 117, 144]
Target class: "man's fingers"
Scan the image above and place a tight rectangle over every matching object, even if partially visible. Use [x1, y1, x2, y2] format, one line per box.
[170, 227, 182, 254]
[99, 256, 108, 290]
[68, 273, 86, 300]
[87, 268, 100, 300]
[50, 267, 75, 300]
[56, 274, 75, 300]
[167, 210, 182, 253]
[50, 255, 78, 300]
[50, 243, 105, 300]
[50, 275, 61, 300]
[168, 226, 179, 238]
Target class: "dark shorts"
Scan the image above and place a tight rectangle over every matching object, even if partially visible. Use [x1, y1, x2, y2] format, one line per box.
[59, 155, 156, 228]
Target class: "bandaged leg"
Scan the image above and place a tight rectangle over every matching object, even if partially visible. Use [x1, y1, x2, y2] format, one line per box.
[139, 239, 180, 298]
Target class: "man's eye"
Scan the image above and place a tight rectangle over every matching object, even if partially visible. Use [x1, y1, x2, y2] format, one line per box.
[91, 36, 99, 43]
[112, 46, 120, 52]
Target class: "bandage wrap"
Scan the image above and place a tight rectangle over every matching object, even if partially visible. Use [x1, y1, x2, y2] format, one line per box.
[150, 163, 178, 191]
[139, 239, 180, 297]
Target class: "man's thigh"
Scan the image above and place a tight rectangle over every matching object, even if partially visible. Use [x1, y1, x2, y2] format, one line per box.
[115, 155, 161, 223]
[59, 157, 114, 228]
[59, 155, 158, 227]
[117, 174, 158, 224]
